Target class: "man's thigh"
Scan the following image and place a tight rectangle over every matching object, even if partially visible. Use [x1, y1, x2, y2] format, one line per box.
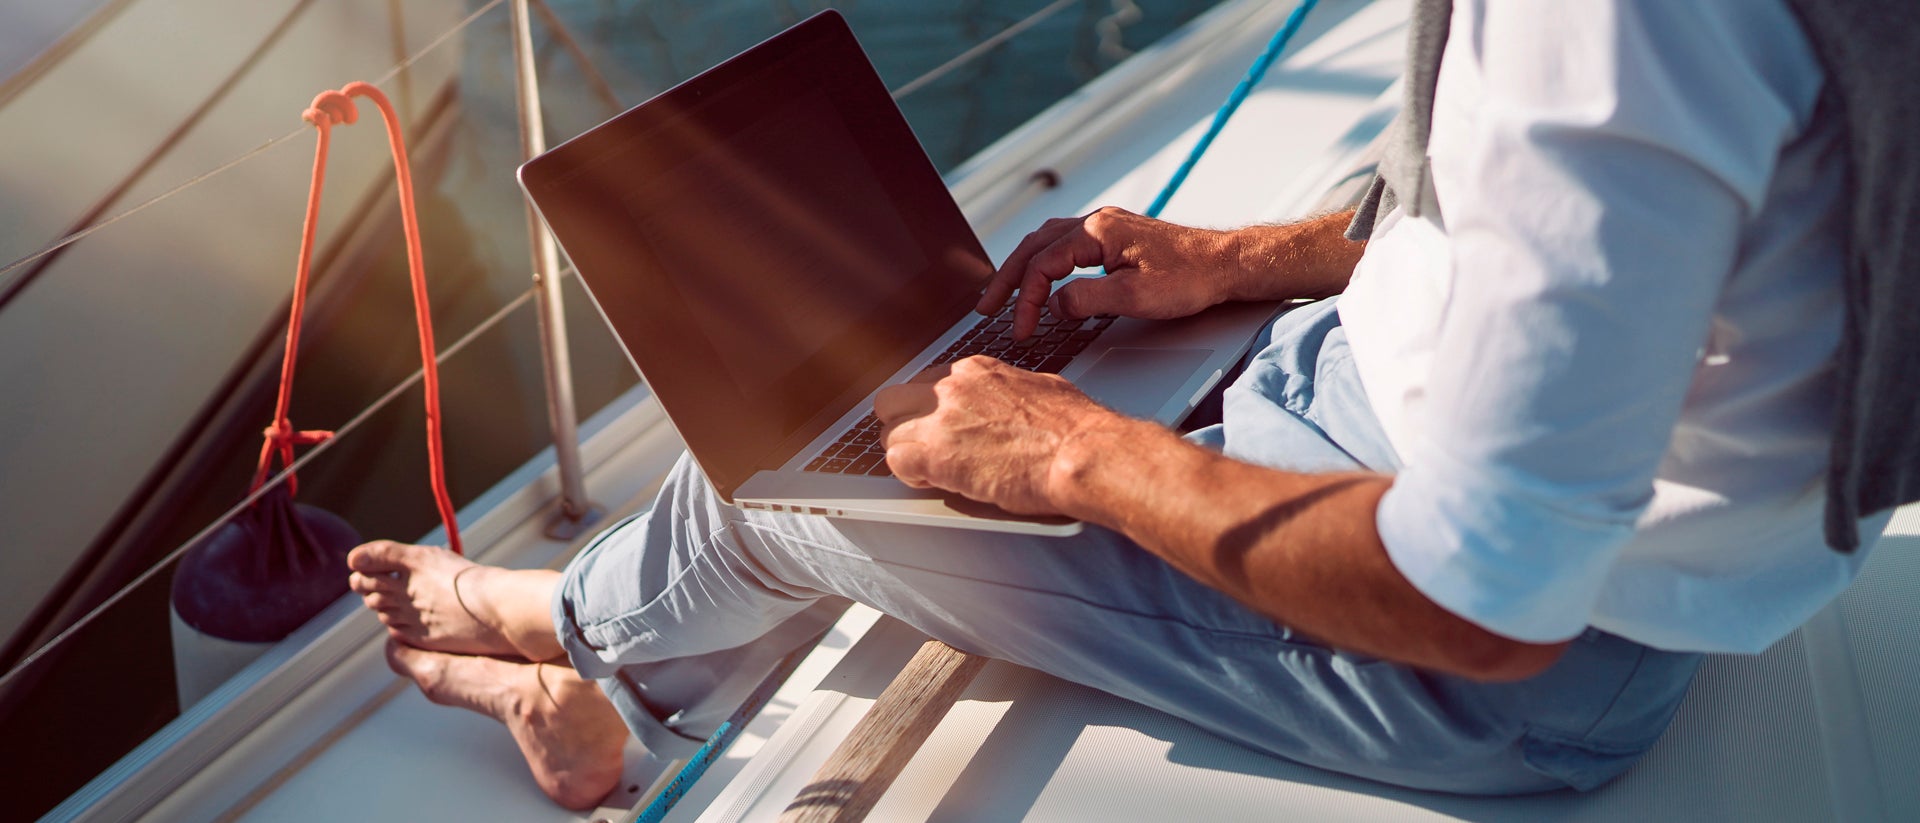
[1220, 296, 1402, 474]
[720, 479, 1569, 795]
[588, 296, 1623, 793]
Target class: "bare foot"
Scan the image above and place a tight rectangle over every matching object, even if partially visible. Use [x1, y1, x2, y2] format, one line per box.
[386, 640, 628, 810]
[348, 541, 564, 660]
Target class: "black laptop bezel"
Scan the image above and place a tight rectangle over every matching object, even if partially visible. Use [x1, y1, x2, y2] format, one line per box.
[518, 10, 993, 501]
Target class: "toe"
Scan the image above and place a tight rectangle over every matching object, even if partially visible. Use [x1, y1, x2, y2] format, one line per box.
[384, 638, 438, 681]
[364, 591, 405, 613]
[348, 540, 427, 575]
[383, 638, 412, 676]
[386, 640, 460, 708]
[348, 570, 400, 595]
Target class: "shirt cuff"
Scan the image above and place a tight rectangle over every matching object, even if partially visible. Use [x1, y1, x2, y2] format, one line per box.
[1377, 463, 1636, 643]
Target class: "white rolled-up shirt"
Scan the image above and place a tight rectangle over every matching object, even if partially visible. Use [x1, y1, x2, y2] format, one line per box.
[1340, 0, 1884, 653]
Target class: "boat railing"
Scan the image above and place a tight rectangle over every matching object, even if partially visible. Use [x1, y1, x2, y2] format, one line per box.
[1, 2, 1227, 818]
[0, 0, 507, 301]
[0, 3, 572, 817]
[0, 0, 508, 671]
[509, 0, 597, 536]
[0, 0, 1145, 559]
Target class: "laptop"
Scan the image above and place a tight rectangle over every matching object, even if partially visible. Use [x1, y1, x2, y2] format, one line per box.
[518, 10, 1283, 535]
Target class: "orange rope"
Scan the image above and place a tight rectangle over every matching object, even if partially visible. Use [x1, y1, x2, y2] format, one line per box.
[252, 81, 462, 555]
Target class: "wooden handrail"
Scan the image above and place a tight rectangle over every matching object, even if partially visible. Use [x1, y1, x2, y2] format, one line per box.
[779, 640, 987, 823]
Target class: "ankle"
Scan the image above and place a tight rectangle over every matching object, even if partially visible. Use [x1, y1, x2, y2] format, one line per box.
[498, 570, 566, 661]
[452, 566, 563, 660]
[516, 663, 554, 724]
[450, 565, 509, 634]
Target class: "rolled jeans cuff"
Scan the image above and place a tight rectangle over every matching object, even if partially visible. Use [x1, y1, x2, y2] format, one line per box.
[548, 567, 711, 758]
[595, 671, 711, 759]
[542, 529, 688, 756]
[549, 526, 845, 758]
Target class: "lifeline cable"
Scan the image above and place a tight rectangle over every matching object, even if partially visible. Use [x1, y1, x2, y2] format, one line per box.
[1143, 0, 1318, 218]
[254, 82, 463, 555]
[0, 282, 537, 689]
[891, 0, 1079, 100]
[0, 0, 505, 291]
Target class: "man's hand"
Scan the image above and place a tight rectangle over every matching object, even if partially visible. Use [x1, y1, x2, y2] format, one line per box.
[980, 207, 1247, 339]
[979, 207, 1366, 339]
[871, 357, 1565, 682]
[874, 356, 1122, 515]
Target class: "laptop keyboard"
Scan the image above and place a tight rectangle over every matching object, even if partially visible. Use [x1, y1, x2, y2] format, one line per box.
[802, 304, 1115, 475]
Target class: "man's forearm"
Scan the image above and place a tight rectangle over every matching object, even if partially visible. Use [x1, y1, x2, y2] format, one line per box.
[1047, 416, 1568, 682]
[1224, 209, 1367, 303]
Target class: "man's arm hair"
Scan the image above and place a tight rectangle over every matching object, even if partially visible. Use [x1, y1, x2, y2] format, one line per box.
[1040, 210, 1567, 681]
[1047, 408, 1570, 682]
[1221, 209, 1367, 302]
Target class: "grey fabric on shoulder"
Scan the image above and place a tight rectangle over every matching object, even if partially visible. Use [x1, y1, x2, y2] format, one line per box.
[1345, 0, 1450, 241]
[1780, 0, 1920, 550]
[1349, 0, 1920, 551]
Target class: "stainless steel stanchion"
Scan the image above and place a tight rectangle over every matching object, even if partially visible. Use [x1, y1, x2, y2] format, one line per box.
[509, 0, 600, 538]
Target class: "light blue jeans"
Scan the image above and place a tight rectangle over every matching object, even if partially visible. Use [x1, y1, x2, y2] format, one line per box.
[552, 298, 1701, 795]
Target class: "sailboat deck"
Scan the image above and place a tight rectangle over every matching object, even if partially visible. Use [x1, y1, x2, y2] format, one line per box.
[701, 512, 1920, 821]
[60, 0, 1920, 819]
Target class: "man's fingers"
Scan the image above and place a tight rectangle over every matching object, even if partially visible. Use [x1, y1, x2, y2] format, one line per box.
[1013, 228, 1109, 337]
[881, 441, 934, 489]
[877, 410, 937, 490]
[980, 218, 1081, 314]
[1013, 265, 1053, 339]
[1026, 224, 1112, 278]
[1050, 273, 1142, 321]
[874, 382, 936, 425]
[987, 214, 1113, 337]
[910, 362, 953, 384]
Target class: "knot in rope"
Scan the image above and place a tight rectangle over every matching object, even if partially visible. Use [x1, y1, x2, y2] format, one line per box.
[252, 422, 335, 497]
[302, 89, 358, 129]
[261, 422, 334, 448]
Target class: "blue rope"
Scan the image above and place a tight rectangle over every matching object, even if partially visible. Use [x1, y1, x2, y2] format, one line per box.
[632, 632, 825, 823]
[1144, 0, 1318, 219]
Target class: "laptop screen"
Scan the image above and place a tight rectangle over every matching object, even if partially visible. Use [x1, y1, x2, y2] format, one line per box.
[625, 85, 925, 404]
[521, 12, 993, 498]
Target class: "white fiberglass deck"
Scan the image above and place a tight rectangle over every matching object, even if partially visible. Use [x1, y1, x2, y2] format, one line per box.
[698, 512, 1920, 822]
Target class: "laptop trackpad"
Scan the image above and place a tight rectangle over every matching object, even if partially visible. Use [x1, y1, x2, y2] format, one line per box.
[1074, 347, 1213, 419]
